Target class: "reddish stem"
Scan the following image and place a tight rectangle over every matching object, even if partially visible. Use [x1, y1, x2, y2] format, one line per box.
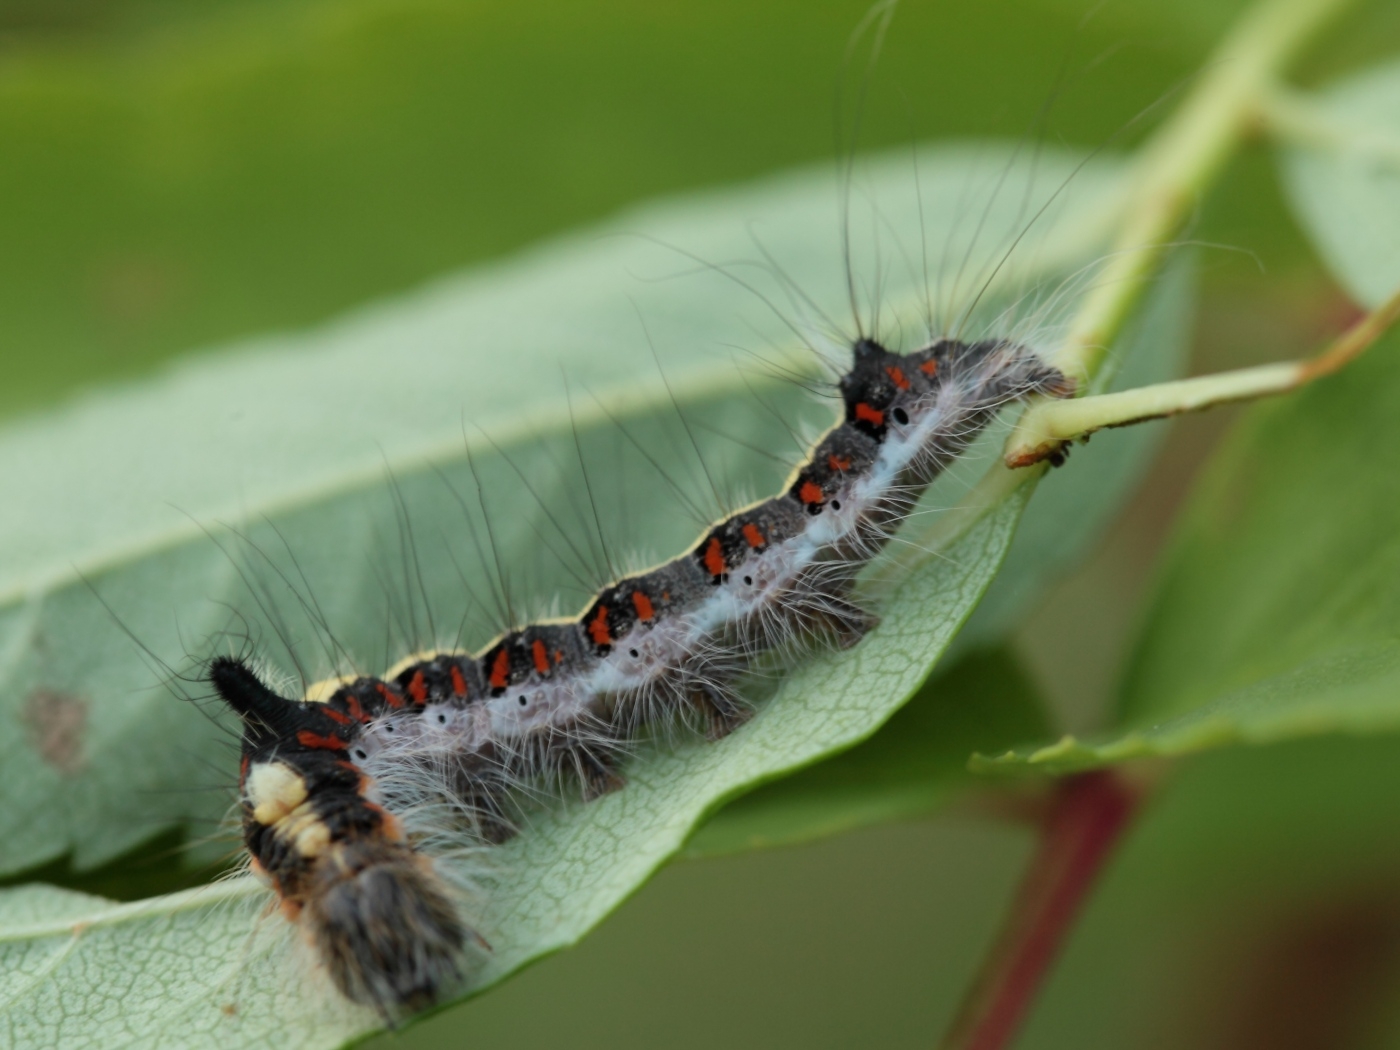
[940, 770, 1141, 1050]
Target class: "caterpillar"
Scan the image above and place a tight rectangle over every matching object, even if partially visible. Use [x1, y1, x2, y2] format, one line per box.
[209, 332, 1074, 1020]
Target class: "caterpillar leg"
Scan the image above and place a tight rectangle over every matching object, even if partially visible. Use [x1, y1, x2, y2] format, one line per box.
[576, 749, 627, 801]
[812, 594, 879, 650]
[691, 680, 752, 741]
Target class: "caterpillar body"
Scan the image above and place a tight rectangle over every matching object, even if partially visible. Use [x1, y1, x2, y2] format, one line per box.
[210, 332, 1074, 1020]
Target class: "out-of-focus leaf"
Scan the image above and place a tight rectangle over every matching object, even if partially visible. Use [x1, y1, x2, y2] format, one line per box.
[0, 0, 1191, 422]
[1278, 57, 1400, 307]
[977, 327, 1400, 774]
[686, 648, 1050, 859]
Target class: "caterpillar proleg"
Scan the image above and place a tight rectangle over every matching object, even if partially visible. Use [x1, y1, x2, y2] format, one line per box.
[212, 331, 1074, 1017]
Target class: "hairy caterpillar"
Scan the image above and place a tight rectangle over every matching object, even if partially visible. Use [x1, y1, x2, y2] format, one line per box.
[211, 331, 1074, 1020]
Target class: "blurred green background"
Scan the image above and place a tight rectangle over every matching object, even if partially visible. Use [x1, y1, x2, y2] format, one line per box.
[6, 0, 1400, 1046]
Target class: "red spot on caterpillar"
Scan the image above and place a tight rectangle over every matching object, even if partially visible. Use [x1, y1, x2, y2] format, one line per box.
[531, 639, 550, 675]
[407, 670, 428, 704]
[741, 523, 765, 549]
[554, 649, 564, 664]
[588, 606, 613, 647]
[297, 730, 348, 751]
[449, 664, 468, 696]
[344, 693, 369, 723]
[239, 754, 249, 783]
[704, 537, 726, 579]
[321, 705, 352, 726]
[827, 454, 852, 472]
[489, 649, 510, 690]
[920, 359, 938, 376]
[855, 402, 885, 427]
[632, 590, 655, 621]
[799, 480, 824, 505]
[886, 365, 910, 390]
[375, 683, 404, 709]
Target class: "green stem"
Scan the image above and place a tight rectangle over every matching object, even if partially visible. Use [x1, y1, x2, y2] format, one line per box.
[1005, 282, 1400, 466]
[1053, 0, 1357, 386]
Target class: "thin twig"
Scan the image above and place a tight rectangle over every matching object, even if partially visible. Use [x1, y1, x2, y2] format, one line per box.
[1004, 282, 1400, 467]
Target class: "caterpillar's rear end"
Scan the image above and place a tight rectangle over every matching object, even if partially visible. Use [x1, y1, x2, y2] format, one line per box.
[210, 656, 469, 1021]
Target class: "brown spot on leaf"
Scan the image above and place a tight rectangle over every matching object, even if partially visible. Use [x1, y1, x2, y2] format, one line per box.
[22, 688, 88, 774]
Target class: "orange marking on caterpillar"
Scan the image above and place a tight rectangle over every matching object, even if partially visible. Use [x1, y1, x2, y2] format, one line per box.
[827, 454, 852, 472]
[554, 649, 564, 664]
[631, 590, 655, 621]
[855, 402, 884, 427]
[799, 480, 824, 506]
[531, 639, 550, 675]
[321, 705, 352, 726]
[920, 359, 938, 376]
[343, 693, 369, 723]
[885, 365, 910, 391]
[407, 670, 428, 704]
[588, 606, 612, 647]
[375, 683, 404, 709]
[239, 754, 249, 783]
[703, 537, 726, 579]
[449, 664, 468, 696]
[360, 799, 403, 840]
[378, 807, 405, 842]
[741, 523, 765, 549]
[297, 730, 348, 751]
[489, 649, 511, 690]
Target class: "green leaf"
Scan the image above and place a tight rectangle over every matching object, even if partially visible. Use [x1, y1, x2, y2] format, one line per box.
[977, 326, 1400, 774]
[0, 880, 371, 1047]
[684, 647, 1050, 859]
[1276, 57, 1400, 307]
